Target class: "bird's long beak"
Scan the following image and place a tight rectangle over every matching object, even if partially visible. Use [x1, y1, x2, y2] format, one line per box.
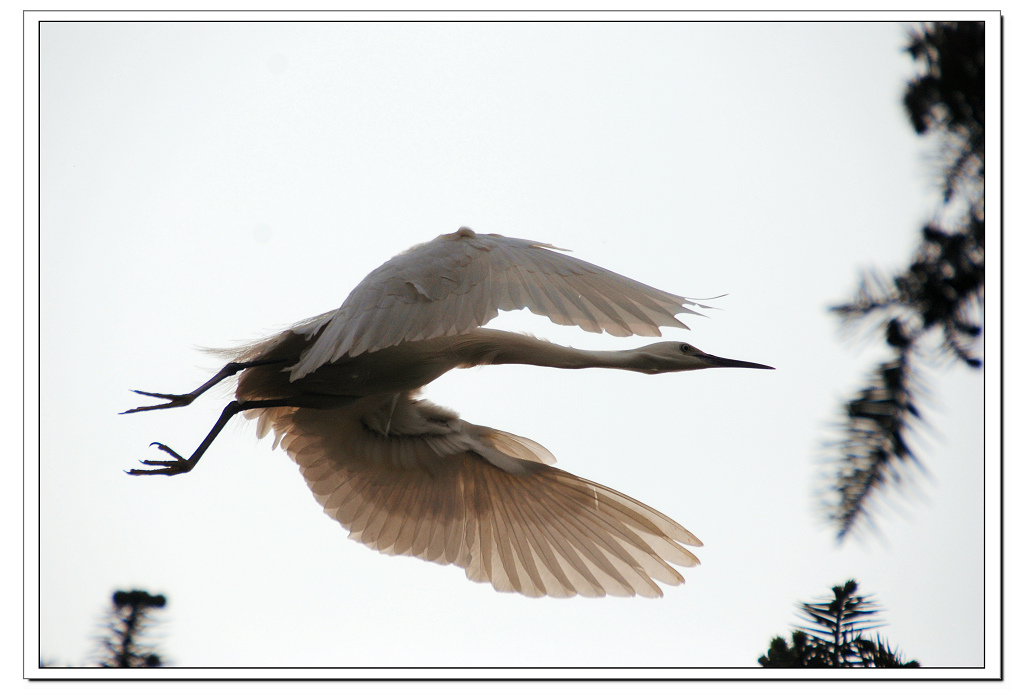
[698, 351, 775, 370]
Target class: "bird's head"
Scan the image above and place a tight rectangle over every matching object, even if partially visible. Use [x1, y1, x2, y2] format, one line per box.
[631, 342, 775, 374]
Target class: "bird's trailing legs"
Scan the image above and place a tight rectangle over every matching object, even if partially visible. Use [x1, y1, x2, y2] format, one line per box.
[129, 397, 304, 476]
[122, 358, 289, 414]
[125, 357, 353, 477]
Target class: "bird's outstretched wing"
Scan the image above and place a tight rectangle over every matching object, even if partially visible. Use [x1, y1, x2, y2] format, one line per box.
[255, 396, 702, 598]
[288, 227, 708, 379]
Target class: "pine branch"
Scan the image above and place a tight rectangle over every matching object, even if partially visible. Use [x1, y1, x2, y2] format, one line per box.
[823, 21, 983, 540]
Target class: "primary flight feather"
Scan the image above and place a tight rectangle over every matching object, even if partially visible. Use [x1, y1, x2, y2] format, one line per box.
[127, 227, 772, 598]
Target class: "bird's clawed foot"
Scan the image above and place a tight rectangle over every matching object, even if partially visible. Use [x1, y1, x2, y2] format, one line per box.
[127, 442, 195, 476]
[122, 390, 199, 414]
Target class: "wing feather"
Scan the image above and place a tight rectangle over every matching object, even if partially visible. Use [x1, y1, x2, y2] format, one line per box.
[509, 502, 578, 597]
[254, 396, 701, 598]
[526, 479, 658, 596]
[288, 228, 707, 379]
[555, 273, 633, 334]
[521, 491, 639, 596]
[484, 476, 524, 593]
[513, 494, 609, 597]
[544, 275, 604, 333]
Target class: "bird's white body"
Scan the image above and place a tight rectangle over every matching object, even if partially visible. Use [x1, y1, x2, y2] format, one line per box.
[131, 227, 772, 598]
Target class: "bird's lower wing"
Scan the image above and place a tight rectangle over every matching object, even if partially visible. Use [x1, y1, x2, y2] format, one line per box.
[262, 405, 701, 598]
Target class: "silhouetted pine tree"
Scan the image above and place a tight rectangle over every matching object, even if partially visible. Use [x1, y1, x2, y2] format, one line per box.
[824, 21, 984, 539]
[759, 580, 919, 668]
[94, 590, 167, 668]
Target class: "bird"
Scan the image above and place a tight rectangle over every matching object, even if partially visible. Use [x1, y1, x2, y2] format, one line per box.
[126, 226, 773, 598]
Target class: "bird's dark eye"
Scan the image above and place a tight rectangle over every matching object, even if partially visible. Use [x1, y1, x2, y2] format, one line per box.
[679, 344, 692, 353]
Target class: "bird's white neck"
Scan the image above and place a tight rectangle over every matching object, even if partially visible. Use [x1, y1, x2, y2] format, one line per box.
[451, 329, 645, 372]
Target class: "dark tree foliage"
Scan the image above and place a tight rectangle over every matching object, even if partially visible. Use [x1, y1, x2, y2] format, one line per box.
[824, 21, 984, 539]
[759, 630, 831, 668]
[758, 580, 920, 668]
[94, 589, 168, 668]
[903, 22, 985, 204]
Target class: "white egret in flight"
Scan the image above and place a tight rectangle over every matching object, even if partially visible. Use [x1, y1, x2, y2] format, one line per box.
[127, 227, 772, 598]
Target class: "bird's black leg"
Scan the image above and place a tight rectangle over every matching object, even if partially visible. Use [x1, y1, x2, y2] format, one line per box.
[129, 397, 306, 476]
[122, 358, 289, 414]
